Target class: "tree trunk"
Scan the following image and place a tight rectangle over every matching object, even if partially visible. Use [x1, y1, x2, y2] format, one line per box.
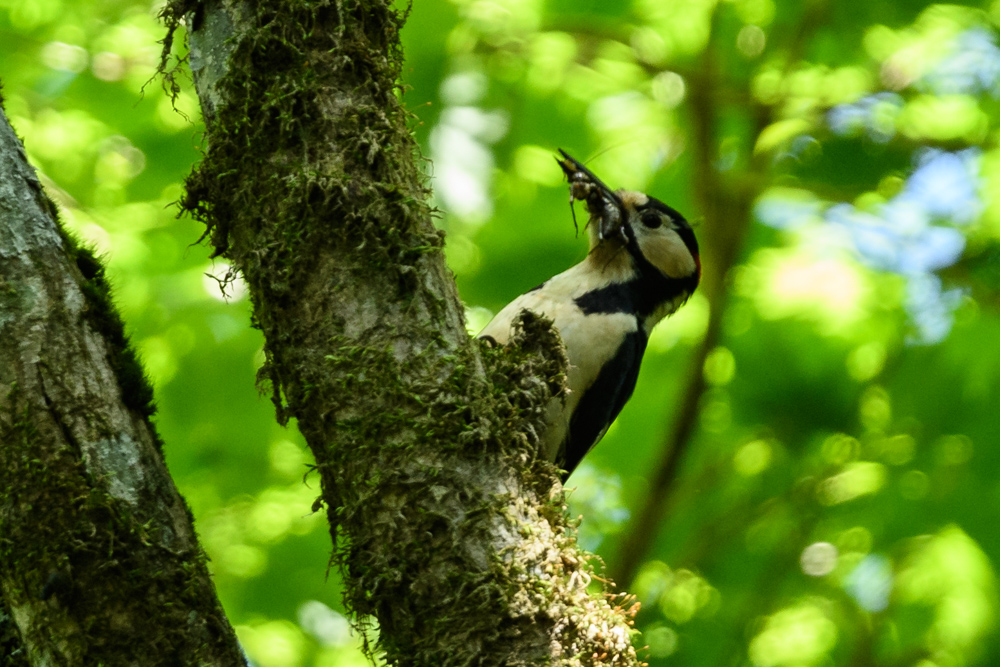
[0, 104, 246, 663]
[163, 0, 642, 664]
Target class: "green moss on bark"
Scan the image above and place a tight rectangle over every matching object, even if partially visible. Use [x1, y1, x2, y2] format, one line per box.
[0, 386, 235, 665]
[160, 0, 446, 421]
[45, 182, 160, 438]
[0, 604, 29, 667]
[73, 246, 158, 421]
[1, 84, 245, 664]
[158, 1, 641, 664]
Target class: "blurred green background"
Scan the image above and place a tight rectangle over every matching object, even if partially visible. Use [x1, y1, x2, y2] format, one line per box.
[4, 0, 1000, 665]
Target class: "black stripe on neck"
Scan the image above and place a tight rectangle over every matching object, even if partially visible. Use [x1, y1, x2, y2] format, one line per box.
[574, 275, 693, 319]
[575, 233, 697, 320]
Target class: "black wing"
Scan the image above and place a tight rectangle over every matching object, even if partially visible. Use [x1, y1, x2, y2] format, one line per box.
[559, 330, 647, 480]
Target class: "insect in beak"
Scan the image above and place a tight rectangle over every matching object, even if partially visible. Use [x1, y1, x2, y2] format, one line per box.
[555, 149, 627, 243]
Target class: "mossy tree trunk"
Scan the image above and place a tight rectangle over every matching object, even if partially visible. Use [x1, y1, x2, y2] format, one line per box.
[164, 0, 642, 664]
[0, 106, 246, 663]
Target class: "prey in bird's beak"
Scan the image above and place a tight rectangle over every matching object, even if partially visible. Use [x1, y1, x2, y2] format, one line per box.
[556, 149, 627, 243]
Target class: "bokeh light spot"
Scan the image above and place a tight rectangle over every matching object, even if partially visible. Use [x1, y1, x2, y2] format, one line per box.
[822, 433, 860, 465]
[935, 434, 974, 466]
[237, 620, 306, 667]
[899, 469, 930, 500]
[298, 600, 352, 647]
[138, 335, 177, 386]
[896, 526, 997, 654]
[860, 385, 892, 432]
[220, 544, 267, 579]
[202, 263, 248, 302]
[819, 462, 887, 505]
[651, 71, 686, 108]
[92, 51, 126, 81]
[801, 542, 839, 577]
[464, 306, 495, 335]
[837, 526, 874, 555]
[565, 464, 630, 551]
[269, 439, 309, 478]
[737, 25, 767, 59]
[700, 393, 732, 433]
[845, 554, 893, 612]
[444, 234, 481, 276]
[513, 145, 562, 185]
[648, 292, 709, 352]
[704, 346, 736, 385]
[645, 625, 679, 658]
[847, 341, 887, 381]
[41, 41, 87, 72]
[739, 249, 871, 336]
[633, 561, 674, 606]
[734, 439, 773, 477]
[880, 434, 917, 466]
[749, 603, 838, 667]
[659, 569, 718, 624]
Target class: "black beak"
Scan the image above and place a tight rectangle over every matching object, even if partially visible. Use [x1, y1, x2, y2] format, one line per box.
[556, 149, 626, 242]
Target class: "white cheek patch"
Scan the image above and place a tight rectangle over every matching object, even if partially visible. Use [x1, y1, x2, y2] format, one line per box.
[641, 229, 696, 279]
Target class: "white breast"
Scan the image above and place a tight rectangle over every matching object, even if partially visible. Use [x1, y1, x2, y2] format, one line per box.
[479, 262, 638, 461]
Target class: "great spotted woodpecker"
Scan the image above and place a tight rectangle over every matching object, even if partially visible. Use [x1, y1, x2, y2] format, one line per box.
[479, 151, 701, 480]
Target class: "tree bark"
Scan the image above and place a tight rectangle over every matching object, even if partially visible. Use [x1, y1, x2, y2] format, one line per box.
[162, 0, 641, 664]
[0, 103, 245, 664]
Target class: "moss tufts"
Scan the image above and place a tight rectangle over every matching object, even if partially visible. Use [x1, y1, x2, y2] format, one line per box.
[161, 0, 437, 272]
[156, 0, 640, 663]
[0, 603, 29, 666]
[20, 174, 161, 434]
[159, 0, 444, 414]
[60, 228, 160, 430]
[0, 386, 235, 664]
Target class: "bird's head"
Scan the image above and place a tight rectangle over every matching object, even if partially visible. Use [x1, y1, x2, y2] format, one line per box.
[557, 150, 701, 288]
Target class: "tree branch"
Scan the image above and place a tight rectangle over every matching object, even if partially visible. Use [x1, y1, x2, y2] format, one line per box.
[162, 1, 641, 664]
[0, 101, 245, 664]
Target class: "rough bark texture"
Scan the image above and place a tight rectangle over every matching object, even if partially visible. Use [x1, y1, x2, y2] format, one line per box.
[161, 0, 641, 664]
[0, 104, 245, 665]
[0, 599, 29, 667]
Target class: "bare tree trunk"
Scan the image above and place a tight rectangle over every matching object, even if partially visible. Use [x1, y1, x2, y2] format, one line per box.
[0, 103, 246, 665]
[163, 0, 642, 664]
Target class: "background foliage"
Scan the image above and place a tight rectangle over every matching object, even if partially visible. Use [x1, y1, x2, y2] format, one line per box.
[3, 0, 1000, 665]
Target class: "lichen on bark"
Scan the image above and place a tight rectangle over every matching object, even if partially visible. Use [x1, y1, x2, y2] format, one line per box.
[159, 0, 643, 664]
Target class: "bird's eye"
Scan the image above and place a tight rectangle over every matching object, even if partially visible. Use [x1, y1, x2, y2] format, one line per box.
[640, 211, 662, 229]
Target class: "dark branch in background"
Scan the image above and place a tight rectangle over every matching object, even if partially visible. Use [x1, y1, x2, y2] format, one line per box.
[160, 1, 642, 664]
[610, 331, 715, 586]
[611, 0, 828, 587]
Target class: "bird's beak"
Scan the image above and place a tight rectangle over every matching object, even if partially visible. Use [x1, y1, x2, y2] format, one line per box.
[556, 149, 626, 242]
